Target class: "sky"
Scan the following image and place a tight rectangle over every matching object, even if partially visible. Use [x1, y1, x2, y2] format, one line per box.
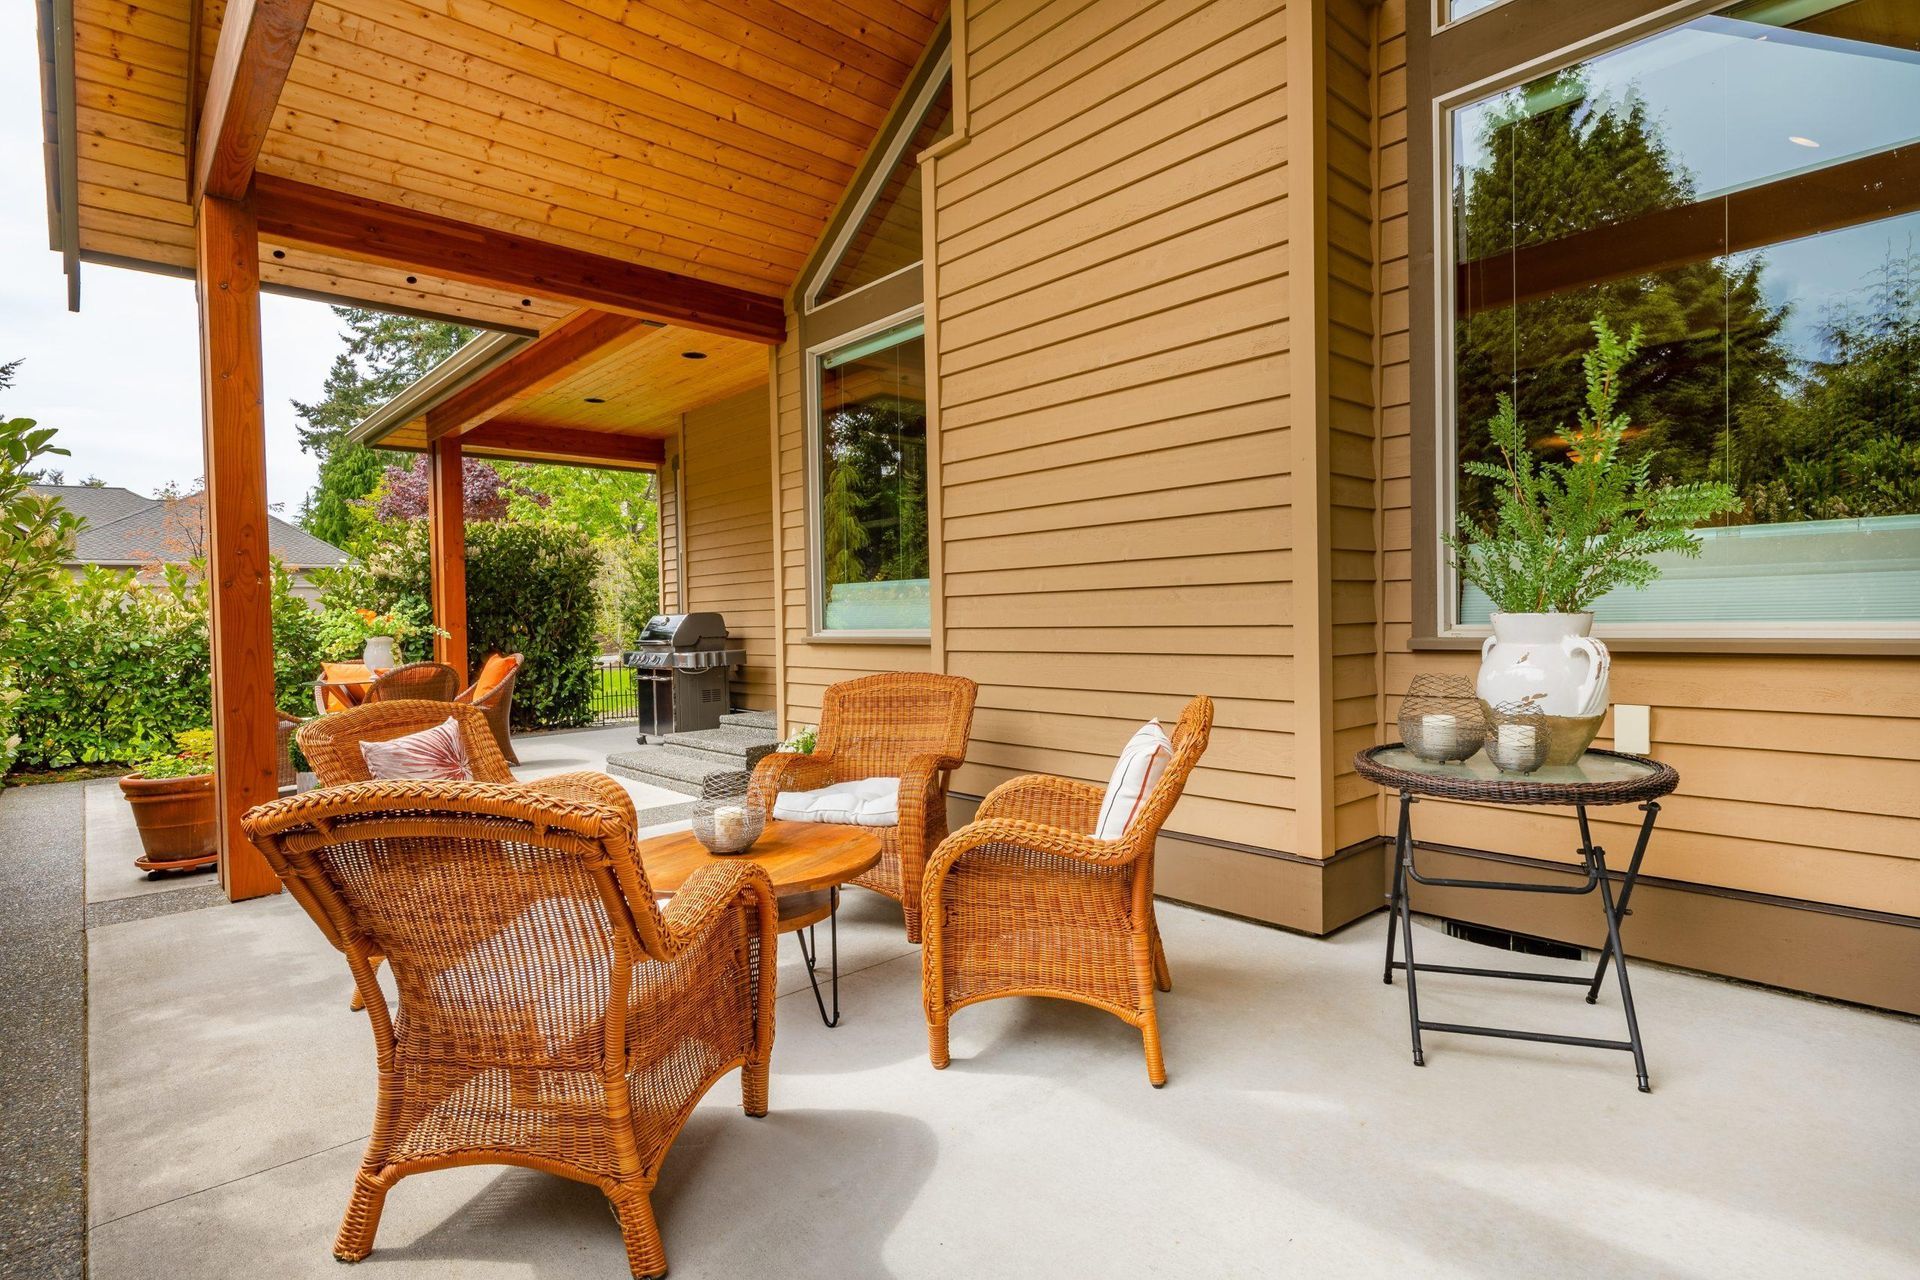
[0, 9, 339, 516]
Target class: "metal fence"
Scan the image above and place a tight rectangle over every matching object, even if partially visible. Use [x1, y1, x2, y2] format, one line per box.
[590, 654, 637, 725]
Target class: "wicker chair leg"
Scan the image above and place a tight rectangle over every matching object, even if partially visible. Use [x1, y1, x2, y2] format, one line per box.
[742, 1057, 769, 1118]
[349, 955, 385, 1012]
[1151, 925, 1172, 993]
[608, 1185, 668, 1280]
[332, 1170, 391, 1262]
[927, 1016, 951, 1069]
[1141, 1008, 1168, 1089]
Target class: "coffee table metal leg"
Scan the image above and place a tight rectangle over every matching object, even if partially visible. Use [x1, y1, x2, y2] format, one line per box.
[1588, 800, 1659, 1003]
[1383, 791, 1410, 985]
[797, 886, 841, 1028]
[1395, 791, 1425, 1066]
[1588, 835, 1652, 1092]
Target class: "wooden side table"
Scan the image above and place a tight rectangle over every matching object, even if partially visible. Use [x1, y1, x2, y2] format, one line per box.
[638, 820, 882, 1028]
[1354, 745, 1680, 1092]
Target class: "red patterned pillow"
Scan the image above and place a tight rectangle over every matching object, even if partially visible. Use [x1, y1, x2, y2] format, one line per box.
[359, 716, 473, 782]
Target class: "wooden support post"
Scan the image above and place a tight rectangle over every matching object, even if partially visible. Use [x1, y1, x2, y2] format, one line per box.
[195, 191, 281, 901]
[427, 435, 468, 684]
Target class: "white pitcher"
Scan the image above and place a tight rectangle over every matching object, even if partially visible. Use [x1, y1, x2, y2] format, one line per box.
[361, 635, 397, 671]
[1477, 612, 1610, 719]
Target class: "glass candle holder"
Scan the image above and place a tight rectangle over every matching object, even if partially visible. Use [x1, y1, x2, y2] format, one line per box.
[1398, 674, 1485, 763]
[1483, 699, 1551, 774]
[691, 771, 764, 855]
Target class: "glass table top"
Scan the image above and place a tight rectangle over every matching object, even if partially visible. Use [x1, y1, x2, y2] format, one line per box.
[1367, 746, 1664, 787]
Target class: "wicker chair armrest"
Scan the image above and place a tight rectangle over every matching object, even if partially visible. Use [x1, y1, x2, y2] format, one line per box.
[975, 773, 1105, 831]
[521, 772, 637, 833]
[924, 817, 1138, 893]
[659, 860, 778, 958]
[750, 751, 836, 812]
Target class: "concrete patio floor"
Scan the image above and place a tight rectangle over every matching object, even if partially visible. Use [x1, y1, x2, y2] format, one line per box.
[78, 814, 1920, 1278]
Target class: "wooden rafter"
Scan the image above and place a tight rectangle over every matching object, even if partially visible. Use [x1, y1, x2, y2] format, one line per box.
[463, 420, 665, 471]
[193, 0, 316, 204]
[425, 310, 656, 442]
[252, 175, 788, 344]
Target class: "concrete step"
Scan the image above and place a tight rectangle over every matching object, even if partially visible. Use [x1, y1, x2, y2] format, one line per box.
[720, 709, 776, 731]
[604, 745, 748, 797]
[661, 725, 778, 770]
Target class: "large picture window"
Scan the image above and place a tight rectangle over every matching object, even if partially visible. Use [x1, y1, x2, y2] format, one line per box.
[811, 319, 930, 635]
[1441, 0, 1919, 636]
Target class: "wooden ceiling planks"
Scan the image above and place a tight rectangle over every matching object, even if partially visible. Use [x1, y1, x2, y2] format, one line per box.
[505, 326, 768, 435]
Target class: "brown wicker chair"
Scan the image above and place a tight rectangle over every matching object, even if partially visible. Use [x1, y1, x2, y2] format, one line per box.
[453, 652, 523, 765]
[240, 778, 778, 1280]
[750, 672, 977, 943]
[366, 660, 459, 704]
[921, 695, 1214, 1087]
[298, 701, 514, 787]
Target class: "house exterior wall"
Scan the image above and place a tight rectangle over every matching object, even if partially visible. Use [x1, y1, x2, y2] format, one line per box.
[742, 0, 1919, 1006]
[669, 385, 777, 711]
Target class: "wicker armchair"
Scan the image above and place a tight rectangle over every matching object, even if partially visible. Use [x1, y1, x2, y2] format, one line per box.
[751, 672, 977, 943]
[298, 700, 514, 787]
[453, 652, 523, 765]
[921, 695, 1214, 1087]
[366, 660, 459, 704]
[240, 778, 778, 1280]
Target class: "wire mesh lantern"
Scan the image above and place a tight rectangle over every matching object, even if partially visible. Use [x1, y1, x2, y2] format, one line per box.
[1397, 673, 1486, 763]
[691, 770, 764, 855]
[1482, 698, 1551, 774]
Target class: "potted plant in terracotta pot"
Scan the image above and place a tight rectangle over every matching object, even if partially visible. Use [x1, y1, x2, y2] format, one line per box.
[1446, 318, 1740, 763]
[119, 728, 219, 875]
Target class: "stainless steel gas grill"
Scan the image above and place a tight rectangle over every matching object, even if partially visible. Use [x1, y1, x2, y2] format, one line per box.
[624, 613, 745, 740]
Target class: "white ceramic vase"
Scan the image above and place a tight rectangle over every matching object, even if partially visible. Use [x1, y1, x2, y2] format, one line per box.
[361, 635, 397, 671]
[1477, 613, 1611, 760]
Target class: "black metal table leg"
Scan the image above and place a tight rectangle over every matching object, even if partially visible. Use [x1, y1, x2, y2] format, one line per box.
[1394, 791, 1425, 1066]
[1588, 801, 1659, 1003]
[1587, 831, 1652, 1091]
[1383, 790, 1409, 985]
[797, 885, 841, 1027]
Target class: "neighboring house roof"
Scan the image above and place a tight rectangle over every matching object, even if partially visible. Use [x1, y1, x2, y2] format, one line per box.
[29, 485, 350, 571]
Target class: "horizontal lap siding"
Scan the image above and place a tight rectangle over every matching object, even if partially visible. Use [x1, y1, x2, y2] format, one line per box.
[934, 0, 1292, 848]
[1372, 0, 1920, 916]
[682, 387, 776, 711]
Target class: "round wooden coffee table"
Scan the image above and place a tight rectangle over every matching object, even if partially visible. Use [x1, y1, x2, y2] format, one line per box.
[638, 819, 881, 1027]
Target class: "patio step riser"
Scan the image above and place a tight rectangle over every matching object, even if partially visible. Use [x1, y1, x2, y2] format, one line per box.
[660, 726, 778, 771]
[719, 709, 776, 731]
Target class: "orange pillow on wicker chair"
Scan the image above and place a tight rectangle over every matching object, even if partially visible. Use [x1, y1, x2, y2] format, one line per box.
[471, 653, 519, 702]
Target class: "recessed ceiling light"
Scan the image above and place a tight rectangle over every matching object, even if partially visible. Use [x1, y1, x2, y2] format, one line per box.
[584, 396, 606, 404]
[682, 351, 707, 360]
[1788, 135, 1820, 148]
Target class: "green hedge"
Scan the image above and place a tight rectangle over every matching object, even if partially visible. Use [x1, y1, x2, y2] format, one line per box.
[349, 520, 600, 729]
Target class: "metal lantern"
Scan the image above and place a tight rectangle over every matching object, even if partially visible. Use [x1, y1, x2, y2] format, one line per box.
[1483, 698, 1551, 774]
[691, 770, 764, 855]
[1397, 673, 1486, 763]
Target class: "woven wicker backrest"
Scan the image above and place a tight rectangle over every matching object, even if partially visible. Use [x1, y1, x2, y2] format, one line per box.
[1118, 695, 1215, 851]
[369, 661, 459, 703]
[818, 672, 977, 781]
[298, 701, 514, 787]
[242, 781, 673, 1066]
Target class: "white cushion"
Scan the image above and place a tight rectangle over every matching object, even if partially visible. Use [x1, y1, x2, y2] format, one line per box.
[359, 715, 472, 782]
[773, 776, 901, 827]
[1093, 720, 1173, 841]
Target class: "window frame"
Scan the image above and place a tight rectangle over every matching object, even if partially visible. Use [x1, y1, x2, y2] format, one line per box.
[1408, 0, 1920, 652]
[804, 304, 932, 643]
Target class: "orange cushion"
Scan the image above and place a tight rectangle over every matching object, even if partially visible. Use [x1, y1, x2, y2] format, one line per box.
[320, 662, 371, 712]
[471, 653, 518, 702]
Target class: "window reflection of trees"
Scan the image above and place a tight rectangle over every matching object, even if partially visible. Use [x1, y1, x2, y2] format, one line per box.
[1453, 66, 1919, 530]
[821, 395, 929, 594]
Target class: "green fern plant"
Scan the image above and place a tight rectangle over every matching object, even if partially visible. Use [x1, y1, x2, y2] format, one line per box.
[1446, 316, 1742, 614]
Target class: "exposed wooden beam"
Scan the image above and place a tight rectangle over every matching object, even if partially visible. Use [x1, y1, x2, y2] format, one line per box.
[192, 0, 314, 204]
[253, 175, 788, 344]
[425, 309, 654, 442]
[194, 191, 281, 902]
[1457, 145, 1920, 317]
[426, 436, 468, 685]
[462, 419, 666, 471]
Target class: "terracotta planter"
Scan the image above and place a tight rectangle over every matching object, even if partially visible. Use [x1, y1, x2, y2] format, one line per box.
[119, 771, 218, 866]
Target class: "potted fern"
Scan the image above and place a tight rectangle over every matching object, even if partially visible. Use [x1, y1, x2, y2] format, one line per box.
[1447, 317, 1740, 763]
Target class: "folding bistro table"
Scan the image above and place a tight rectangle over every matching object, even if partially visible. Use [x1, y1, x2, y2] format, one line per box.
[1353, 745, 1680, 1092]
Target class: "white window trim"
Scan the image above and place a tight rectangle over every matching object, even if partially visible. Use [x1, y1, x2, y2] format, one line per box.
[801, 46, 953, 314]
[804, 305, 931, 643]
[1428, 0, 1920, 645]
